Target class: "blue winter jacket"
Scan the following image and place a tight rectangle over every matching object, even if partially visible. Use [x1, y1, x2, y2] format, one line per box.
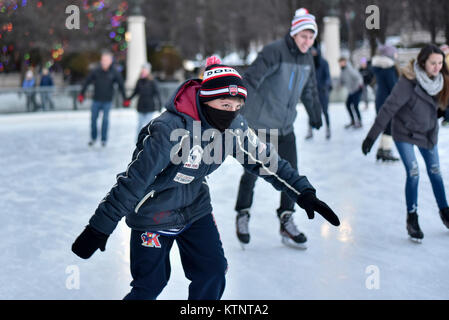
[88, 79, 316, 235]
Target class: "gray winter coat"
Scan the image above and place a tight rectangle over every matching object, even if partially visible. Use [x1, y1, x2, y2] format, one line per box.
[240, 34, 322, 136]
[366, 61, 441, 149]
[339, 62, 363, 94]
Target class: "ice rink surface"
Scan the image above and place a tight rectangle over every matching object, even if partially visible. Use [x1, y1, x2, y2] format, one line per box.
[1, 103, 448, 300]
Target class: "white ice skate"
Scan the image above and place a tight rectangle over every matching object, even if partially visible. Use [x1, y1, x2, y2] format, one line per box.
[279, 211, 308, 250]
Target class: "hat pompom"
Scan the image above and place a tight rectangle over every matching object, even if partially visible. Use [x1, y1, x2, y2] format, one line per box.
[206, 56, 222, 67]
[295, 8, 309, 16]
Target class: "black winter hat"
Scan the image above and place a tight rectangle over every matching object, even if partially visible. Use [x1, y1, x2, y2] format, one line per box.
[199, 56, 247, 103]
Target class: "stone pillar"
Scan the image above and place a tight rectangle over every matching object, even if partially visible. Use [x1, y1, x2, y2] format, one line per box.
[126, 15, 147, 90]
[322, 16, 341, 78]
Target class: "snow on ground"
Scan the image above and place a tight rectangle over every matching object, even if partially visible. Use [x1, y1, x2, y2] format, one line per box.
[0, 103, 448, 300]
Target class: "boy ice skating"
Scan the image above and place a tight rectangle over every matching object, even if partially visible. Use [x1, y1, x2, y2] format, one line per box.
[72, 56, 340, 300]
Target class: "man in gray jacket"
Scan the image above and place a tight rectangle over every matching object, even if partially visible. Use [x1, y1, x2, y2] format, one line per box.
[235, 8, 323, 249]
[338, 57, 364, 128]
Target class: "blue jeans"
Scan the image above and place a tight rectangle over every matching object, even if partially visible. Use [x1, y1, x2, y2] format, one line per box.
[123, 213, 227, 300]
[91, 101, 112, 142]
[395, 141, 448, 213]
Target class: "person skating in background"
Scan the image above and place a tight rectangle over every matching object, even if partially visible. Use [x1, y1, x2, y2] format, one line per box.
[305, 44, 332, 140]
[22, 69, 40, 112]
[362, 44, 449, 242]
[338, 57, 364, 129]
[439, 44, 449, 127]
[235, 8, 323, 249]
[371, 44, 400, 162]
[78, 50, 130, 147]
[71, 56, 340, 300]
[359, 57, 374, 111]
[128, 63, 162, 138]
[39, 68, 55, 111]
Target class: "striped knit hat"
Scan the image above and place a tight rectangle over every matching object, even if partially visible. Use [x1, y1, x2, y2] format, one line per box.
[199, 56, 247, 103]
[290, 8, 318, 38]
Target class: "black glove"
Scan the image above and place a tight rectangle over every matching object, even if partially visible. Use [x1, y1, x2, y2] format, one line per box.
[437, 108, 445, 119]
[296, 192, 340, 226]
[362, 137, 374, 155]
[72, 225, 109, 259]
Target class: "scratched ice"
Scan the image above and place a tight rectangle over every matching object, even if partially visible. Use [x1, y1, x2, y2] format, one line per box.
[0, 103, 448, 299]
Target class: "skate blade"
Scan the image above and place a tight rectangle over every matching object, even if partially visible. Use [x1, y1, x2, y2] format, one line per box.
[408, 236, 423, 244]
[281, 236, 308, 250]
[239, 242, 249, 250]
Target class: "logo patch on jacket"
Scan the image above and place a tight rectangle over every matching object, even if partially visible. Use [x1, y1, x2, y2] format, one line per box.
[141, 232, 161, 248]
[174, 172, 195, 184]
[184, 145, 203, 169]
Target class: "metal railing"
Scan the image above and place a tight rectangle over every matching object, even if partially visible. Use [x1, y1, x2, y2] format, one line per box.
[0, 82, 181, 114]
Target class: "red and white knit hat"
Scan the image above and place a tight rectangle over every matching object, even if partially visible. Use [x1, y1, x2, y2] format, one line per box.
[199, 56, 247, 103]
[290, 8, 318, 38]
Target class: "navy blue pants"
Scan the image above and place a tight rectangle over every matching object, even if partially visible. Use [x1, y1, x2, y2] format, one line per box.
[123, 213, 228, 300]
[345, 88, 363, 124]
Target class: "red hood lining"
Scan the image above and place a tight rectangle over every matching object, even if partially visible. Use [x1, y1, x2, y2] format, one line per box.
[174, 80, 201, 121]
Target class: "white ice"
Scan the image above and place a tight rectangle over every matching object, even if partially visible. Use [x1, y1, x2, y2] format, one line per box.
[0, 103, 448, 300]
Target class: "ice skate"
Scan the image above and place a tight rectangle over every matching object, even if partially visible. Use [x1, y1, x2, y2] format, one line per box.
[236, 210, 250, 249]
[376, 149, 399, 162]
[407, 212, 424, 243]
[305, 127, 313, 140]
[279, 211, 307, 249]
[344, 122, 355, 129]
[439, 207, 449, 229]
[325, 127, 331, 140]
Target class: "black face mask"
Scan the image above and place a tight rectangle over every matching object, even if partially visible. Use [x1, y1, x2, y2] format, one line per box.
[200, 103, 239, 132]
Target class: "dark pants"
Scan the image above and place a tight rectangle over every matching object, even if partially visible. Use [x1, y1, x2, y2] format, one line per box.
[25, 93, 39, 112]
[345, 88, 363, 124]
[123, 213, 228, 300]
[91, 101, 112, 142]
[318, 89, 330, 127]
[40, 92, 54, 111]
[444, 108, 449, 122]
[235, 131, 298, 215]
